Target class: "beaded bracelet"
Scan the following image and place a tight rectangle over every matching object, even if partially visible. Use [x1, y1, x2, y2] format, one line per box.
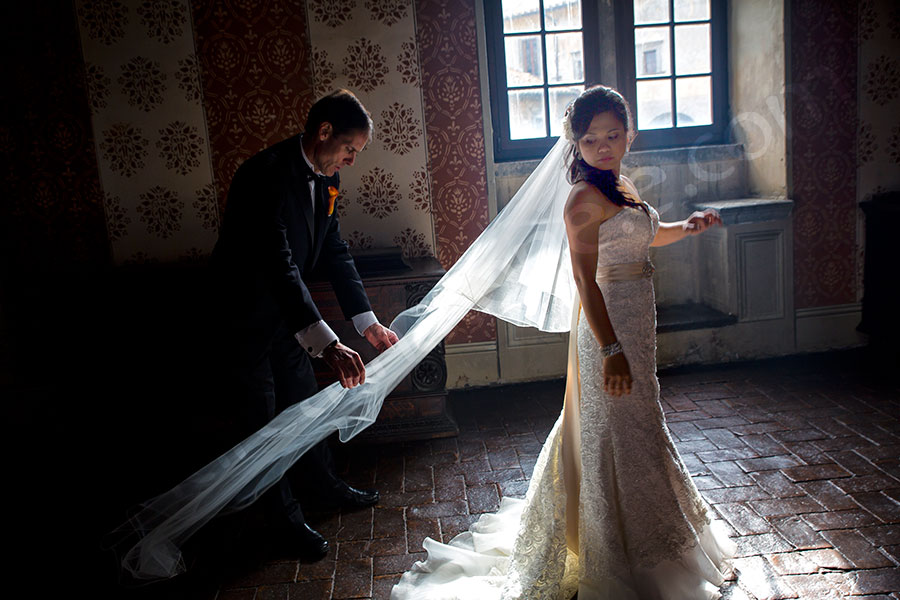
[600, 340, 623, 359]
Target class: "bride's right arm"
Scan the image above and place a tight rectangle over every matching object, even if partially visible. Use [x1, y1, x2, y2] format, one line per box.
[564, 185, 632, 397]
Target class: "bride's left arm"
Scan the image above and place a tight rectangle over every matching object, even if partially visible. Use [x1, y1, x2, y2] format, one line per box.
[616, 176, 722, 246]
[651, 209, 722, 247]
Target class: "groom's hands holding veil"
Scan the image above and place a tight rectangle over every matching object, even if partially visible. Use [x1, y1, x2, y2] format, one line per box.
[322, 342, 367, 388]
[364, 323, 399, 352]
[321, 324, 398, 388]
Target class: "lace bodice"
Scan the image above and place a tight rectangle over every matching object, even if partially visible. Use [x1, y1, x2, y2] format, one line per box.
[595, 203, 658, 267]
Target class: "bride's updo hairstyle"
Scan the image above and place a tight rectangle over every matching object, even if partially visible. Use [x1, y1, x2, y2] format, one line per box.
[564, 85, 645, 213]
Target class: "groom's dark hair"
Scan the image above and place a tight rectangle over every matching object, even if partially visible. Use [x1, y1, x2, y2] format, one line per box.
[305, 89, 373, 138]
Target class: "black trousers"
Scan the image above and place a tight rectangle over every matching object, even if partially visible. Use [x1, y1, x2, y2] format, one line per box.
[232, 321, 340, 527]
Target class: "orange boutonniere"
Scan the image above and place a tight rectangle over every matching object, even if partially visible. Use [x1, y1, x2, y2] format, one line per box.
[327, 186, 339, 216]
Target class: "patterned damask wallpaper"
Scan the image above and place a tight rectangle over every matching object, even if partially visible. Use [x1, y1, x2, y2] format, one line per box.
[191, 0, 316, 219]
[790, 0, 900, 310]
[75, 0, 219, 265]
[3, 2, 109, 271]
[789, 0, 859, 309]
[305, 0, 436, 260]
[857, 0, 900, 198]
[415, 0, 495, 344]
[194, 0, 438, 262]
[856, 0, 900, 300]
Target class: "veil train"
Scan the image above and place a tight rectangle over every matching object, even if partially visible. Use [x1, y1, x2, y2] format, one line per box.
[113, 137, 576, 581]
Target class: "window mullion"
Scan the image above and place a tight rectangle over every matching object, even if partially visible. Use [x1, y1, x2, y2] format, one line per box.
[668, 0, 676, 128]
[538, 1, 551, 138]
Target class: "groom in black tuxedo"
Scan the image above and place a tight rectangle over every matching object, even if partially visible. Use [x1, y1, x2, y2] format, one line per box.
[211, 89, 399, 560]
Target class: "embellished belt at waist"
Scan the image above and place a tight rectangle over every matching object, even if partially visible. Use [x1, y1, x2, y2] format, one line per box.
[596, 260, 655, 283]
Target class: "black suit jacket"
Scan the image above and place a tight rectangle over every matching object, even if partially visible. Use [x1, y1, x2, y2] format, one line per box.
[211, 134, 371, 345]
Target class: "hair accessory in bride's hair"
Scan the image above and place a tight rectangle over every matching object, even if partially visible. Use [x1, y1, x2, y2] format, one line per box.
[562, 103, 576, 144]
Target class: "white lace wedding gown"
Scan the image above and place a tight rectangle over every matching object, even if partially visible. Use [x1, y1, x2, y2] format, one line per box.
[391, 201, 735, 600]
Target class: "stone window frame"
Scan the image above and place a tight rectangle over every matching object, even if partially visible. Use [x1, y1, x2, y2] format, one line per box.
[483, 0, 730, 161]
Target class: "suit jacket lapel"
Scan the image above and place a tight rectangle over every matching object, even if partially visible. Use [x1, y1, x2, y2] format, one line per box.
[287, 142, 316, 240]
[311, 180, 329, 262]
[302, 181, 316, 240]
[311, 173, 340, 266]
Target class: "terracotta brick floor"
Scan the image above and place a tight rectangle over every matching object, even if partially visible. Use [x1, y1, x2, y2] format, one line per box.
[114, 349, 899, 599]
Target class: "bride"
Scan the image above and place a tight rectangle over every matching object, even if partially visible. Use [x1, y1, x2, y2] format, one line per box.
[111, 86, 733, 595]
[391, 86, 735, 599]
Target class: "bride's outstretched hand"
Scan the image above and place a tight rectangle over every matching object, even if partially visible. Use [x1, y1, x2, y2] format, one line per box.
[603, 353, 633, 396]
[682, 208, 722, 235]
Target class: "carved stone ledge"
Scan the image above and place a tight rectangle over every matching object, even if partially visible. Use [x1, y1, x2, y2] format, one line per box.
[690, 197, 793, 226]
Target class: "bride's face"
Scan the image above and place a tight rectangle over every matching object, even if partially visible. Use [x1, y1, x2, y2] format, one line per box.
[576, 111, 628, 174]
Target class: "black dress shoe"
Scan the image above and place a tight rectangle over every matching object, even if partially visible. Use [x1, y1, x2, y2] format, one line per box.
[329, 481, 379, 509]
[286, 521, 329, 562]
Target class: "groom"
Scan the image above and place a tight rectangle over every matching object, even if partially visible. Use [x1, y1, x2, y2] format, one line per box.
[211, 89, 398, 560]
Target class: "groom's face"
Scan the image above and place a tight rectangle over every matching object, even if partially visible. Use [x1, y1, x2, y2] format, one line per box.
[314, 124, 370, 176]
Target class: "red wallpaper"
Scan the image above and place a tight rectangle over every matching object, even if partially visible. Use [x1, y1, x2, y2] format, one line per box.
[191, 0, 317, 217]
[415, 0, 495, 344]
[2, 3, 109, 271]
[789, 0, 858, 309]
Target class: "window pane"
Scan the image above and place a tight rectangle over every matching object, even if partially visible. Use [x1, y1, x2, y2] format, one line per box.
[635, 26, 671, 78]
[675, 76, 712, 126]
[674, 0, 710, 22]
[505, 35, 544, 87]
[544, 0, 581, 31]
[503, 0, 540, 33]
[546, 32, 584, 84]
[634, 0, 669, 25]
[675, 24, 710, 75]
[509, 88, 547, 139]
[636, 79, 672, 129]
[549, 85, 583, 137]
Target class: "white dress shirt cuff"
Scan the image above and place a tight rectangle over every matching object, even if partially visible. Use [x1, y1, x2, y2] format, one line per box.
[295, 321, 339, 357]
[351, 311, 378, 336]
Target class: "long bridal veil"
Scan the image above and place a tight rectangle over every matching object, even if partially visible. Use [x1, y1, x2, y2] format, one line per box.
[112, 137, 576, 581]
